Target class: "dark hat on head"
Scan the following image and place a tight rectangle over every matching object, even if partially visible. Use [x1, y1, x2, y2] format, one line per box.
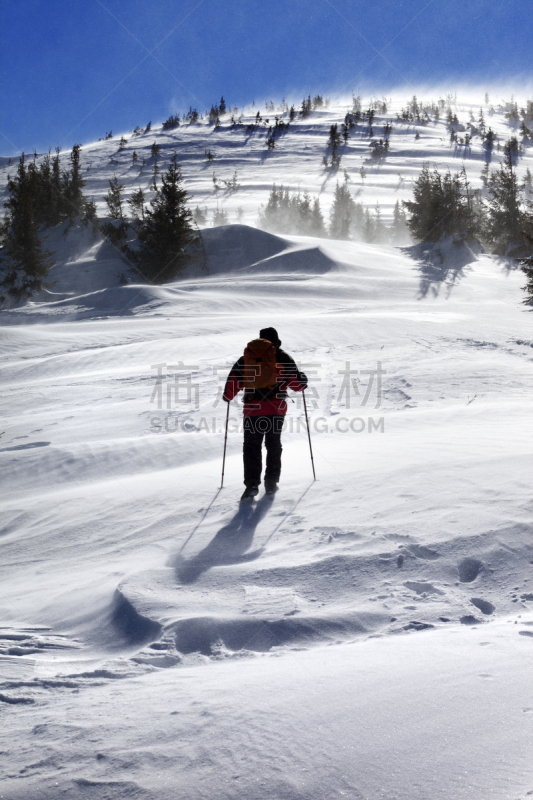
[259, 327, 281, 347]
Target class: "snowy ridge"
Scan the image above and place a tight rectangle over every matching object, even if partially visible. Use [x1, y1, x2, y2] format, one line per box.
[118, 517, 533, 663]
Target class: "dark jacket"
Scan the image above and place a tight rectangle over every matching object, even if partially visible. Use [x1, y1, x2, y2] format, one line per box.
[223, 347, 307, 417]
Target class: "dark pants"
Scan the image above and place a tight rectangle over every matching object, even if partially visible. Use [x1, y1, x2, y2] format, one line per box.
[243, 415, 284, 487]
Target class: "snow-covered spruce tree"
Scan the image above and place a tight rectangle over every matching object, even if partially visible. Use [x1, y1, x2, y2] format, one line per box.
[212, 205, 229, 226]
[300, 95, 312, 118]
[258, 186, 326, 237]
[403, 164, 480, 243]
[390, 200, 411, 244]
[134, 153, 199, 283]
[50, 147, 64, 218]
[1, 154, 54, 301]
[35, 150, 63, 227]
[102, 176, 127, 245]
[484, 140, 526, 255]
[520, 246, 533, 304]
[162, 114, 180, 131]
[19, 146, 70, 229]
[327, 124, 342, 170]
[363, 203, 389, 244]
[311, 198, 327, 237]
[128, 188, 146, 226]
[329, 181, 357, 239]
[62, 144, 86, 219]
[193, 206, 208, 226]
[105, 176, 125, 220]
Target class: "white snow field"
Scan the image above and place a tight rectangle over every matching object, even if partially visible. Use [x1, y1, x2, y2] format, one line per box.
[1, 93, 533, 799]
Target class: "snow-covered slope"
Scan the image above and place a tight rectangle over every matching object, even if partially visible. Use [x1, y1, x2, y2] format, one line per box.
[1, 93, 533, 800]
[2, 89, 531, 231]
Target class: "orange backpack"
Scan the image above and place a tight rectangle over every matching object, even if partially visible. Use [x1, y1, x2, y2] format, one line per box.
[242, 338, 278, 390]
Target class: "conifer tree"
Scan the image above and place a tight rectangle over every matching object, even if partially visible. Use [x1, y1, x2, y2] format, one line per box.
[300, 95, 312, 118]
[485, 150, 524, 254]
[219, 96, 226, 114]
[152, 156, 160, 188]
[51, 147, 63, 212]
[1, 154, 54, 301]
[258, 186, 326, 237]
[193, 206, 208, 226]
[212, 205, 229, 226]
[403, 163, 479, 242]
[390, 200, 410, 244]
[128, 188, 146, 225]
[520, 120, 531, 138]
[84, 199, 98, 231]
[35, 150, 62, 227]
[162, 114, 180, 130]
[483, 128, 496, 159]
[521, 260, 533, 303]
[363, 208, 376, 242]
[329, 181, 356, 239]
[104, 176, 125, 220]
[134, 153, 199, 283]
[503, 137, 519, 166]
[63, 144, 86, 219]
[311, 198, 326, 237]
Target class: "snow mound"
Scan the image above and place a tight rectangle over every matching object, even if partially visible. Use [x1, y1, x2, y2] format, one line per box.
[1, 284, 169, 322]
[39, 221, 129, 297]
[201, 224, 336, 275]
[113, 516, 533, 660]
[201, 224, 288, 273]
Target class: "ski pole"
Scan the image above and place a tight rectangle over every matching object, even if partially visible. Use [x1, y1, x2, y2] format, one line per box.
[220, 402, 230, 488]
[302, 389, 316, 481]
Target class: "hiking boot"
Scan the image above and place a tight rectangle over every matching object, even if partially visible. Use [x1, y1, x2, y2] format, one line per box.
[264, 480, 278, 495]
[241, 485, 259, 502]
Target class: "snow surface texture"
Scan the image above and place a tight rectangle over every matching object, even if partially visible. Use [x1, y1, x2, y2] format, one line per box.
[1, 93, 533, 799]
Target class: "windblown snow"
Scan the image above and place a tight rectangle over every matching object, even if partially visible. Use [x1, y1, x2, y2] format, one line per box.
[1, 92, 533, 800]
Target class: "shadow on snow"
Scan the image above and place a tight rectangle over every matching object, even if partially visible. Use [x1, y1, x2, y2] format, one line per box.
[173, 495, 273, 584]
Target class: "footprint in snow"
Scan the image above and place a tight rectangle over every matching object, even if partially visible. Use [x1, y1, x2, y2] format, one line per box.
[470, 598, 494, 615]
[458, 557, 482, 583]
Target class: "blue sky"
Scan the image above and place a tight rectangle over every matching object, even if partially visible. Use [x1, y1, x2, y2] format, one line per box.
[1, 0, 532, 155]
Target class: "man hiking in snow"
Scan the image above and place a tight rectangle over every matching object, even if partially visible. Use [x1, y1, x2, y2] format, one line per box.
[223, 327, 307, 501]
